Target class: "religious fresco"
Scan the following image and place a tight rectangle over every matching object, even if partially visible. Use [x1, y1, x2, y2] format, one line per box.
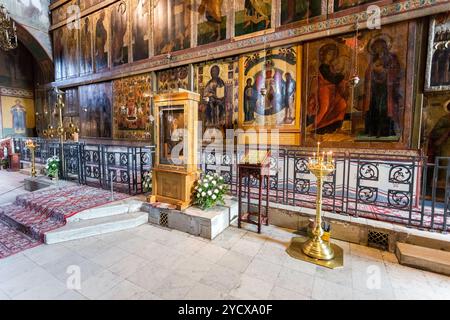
[79, 82, 112, 138]
[153, 0, 191, 55]
[4, 0, 50, 30]
[304, 22, 413, 146]
[280, 0, 322, 25]
[333, 0, 380, 12]
[131, 0, 150, 62]
[93, 9, 110, 72]
[196, 0, 229, 46]
[80, 0, 104, 11]
[195, 58, 238, 134]
[235, 0, 272, 37]
[238, 46, 301, 133]
[425, 13, 450, 92]
[113, 74, 153, 141]
[423, 98, 450, 161]
[80, 16, 93, 75]
[157, 66, 190, 92]
[64, 24, 79, 78]
[51, 0, 76, 25]
[0, 42, 35, 88]
[111, 0, 130, 67]
[53, 27, 65, 80]
[1, 96, 35, 137]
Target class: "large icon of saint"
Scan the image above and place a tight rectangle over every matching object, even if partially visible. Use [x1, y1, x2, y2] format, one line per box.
[10, 99, 27, 135]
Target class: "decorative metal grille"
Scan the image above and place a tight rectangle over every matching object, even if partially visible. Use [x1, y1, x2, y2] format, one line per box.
[367, 230, 389, 251]
[159, 211, 169, 227]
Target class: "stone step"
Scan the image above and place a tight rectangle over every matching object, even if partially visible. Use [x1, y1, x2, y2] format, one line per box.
[44, 211, 149, 244]
[396, 242, 450, 276]
[66, 199, 143, 222]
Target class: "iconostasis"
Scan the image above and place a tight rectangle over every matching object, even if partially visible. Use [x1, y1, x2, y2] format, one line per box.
[46, 0, 449, 153]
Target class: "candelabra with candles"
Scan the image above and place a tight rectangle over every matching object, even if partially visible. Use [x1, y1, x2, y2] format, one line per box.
[25, 139, 37, 178]
[302, 142, 335, 260]
[286, 142, 343, 268]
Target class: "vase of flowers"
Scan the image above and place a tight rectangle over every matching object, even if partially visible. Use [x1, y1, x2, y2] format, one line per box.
[193, 173, 228, 210]
[142, 171, 152, 193]
[45, 156, 60, 180]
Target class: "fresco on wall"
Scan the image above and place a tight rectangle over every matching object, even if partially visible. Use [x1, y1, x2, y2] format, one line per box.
[51, 0, 76, 25]
[280, 0, 322, 25]
[423, 99, 450, 161]
[333, 0, 379, 12]
[64, 25, 79, 78]
[0, 42, 35, 88]
[79, 82, 112, 138]
[113, 74, 153, 141]
[80, 16, 93, 75]
[195, 59, 238, 134]
[80, 0, 103, 11]
[239, 46, 301, 131]
[4, 0, 50, 30]
[53, 27, 64, 80]
[305, 22, 412, 145]
[132, 0, 150, 62]
[235, 0, 272, 37]
[111, 0, 130, 67]
[157, 66, 190, 92]
[94, 9, 110, 71]
[1, 96, 35, 137]
[153, 0, 191, 55]
[197, 0, 228, 46]
[425, 13, 450, 92]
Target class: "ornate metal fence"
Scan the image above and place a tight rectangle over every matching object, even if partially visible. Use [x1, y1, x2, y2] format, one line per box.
[12, 138, 450, 232]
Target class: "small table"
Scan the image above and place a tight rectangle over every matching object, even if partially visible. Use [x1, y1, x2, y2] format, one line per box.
[8, 153, 20, 171]
[237, 150, 271, 233]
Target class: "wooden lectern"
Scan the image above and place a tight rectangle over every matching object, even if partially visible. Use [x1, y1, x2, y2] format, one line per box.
[148, 89, 200, 210]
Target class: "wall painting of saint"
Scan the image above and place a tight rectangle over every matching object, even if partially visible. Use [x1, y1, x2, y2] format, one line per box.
[63, 25, 79, 78]
[235, 0, 273, 38]
[93, 9, 110, 72]
[80, 16, 93, 75]
[153, 0, 191, 55]
[53, 27, 64, 80]
[111, 0, 130, 67]
[280, 0, 322, 26]
[238, 45, 301, 145]
[425, 13, 450, 92]
[79, 82, 113, 139]
[195, 58, 238, 137]
[1, 96, 35, 138]
[131, 0, 150, 62]
[157, 66, 190, 92]
[113, 74, 153, 141]
[196, 0, 229, 46]
[305, 21, 415, 148]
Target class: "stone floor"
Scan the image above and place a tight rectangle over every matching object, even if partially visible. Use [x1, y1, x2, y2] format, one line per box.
[0, 223, 449, 300]
[0, 170, 449, 300]
[0, 170, 30, 204]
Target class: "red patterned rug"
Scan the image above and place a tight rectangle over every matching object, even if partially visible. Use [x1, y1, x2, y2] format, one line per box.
[0, 185, 129, 259]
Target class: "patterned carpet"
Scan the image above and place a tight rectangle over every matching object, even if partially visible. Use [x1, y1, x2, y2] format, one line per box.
[0, 185, 129, 259]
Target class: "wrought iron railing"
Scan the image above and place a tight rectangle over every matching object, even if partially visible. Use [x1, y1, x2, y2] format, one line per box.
[12, 138, 450, 233]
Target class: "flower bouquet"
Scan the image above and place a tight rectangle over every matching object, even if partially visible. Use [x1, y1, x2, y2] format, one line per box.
[193, 173, 228, 210]
[45, 156, 60, 178]
[142, 171, 152, 193]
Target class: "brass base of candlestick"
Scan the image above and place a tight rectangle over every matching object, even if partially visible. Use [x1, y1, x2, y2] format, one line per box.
[286, 237, 344, 269]
[302, 235, 335, 261]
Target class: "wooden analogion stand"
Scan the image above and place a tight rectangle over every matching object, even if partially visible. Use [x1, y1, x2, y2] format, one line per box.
[237, 150, 271, 233]
[148, 89, 200, 210]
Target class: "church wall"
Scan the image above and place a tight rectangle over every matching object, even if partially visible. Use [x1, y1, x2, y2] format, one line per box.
[43, 0, 450, 154]
[0, 43, 37, 139]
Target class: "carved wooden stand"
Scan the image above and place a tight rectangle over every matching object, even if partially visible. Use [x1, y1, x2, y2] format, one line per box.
[237, 160, 270, 234]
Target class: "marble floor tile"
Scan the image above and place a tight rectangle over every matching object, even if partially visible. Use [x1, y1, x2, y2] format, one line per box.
[172, 256, 214, 281]
[184, 283, 228, 300]
[153, 272, 197, 299]
[89, 246, 130, 268]
[229, 274, 274, 300]
[108, 254, 150, 278]
[77, 269, 123, 299]
[312, 277, 353, 300]
[216, 250, 253, 273]
[269, 286, 310, 300]
[193, 243, 228, 264]
[200, 264, 242, 292]
[127, 262, 172, 292]
[230, 238, 264, 257]
[243, 258, 282, 283]
[275, 268, 314, 297]
[100, 280, 147, 300]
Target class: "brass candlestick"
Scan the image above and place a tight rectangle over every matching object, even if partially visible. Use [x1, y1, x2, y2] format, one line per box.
[25, 139, 37, 178]
[301, 143, 335, 260]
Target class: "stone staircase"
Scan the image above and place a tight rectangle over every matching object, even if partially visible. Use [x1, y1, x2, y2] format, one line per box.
[396, 242, 450, 276]
[44, 199, 148, 244]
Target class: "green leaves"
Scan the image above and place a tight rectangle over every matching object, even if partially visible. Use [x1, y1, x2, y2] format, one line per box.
[193, 173, 228, 210]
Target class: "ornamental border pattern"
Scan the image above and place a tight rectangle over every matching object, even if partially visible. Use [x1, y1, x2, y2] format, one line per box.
[0, 87, 34, 98]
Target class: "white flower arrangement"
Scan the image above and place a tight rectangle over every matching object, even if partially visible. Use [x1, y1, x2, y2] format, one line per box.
[45, 156, 60, 178]
[193, 173, 228, 210]
[142, 171, 152, 193]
